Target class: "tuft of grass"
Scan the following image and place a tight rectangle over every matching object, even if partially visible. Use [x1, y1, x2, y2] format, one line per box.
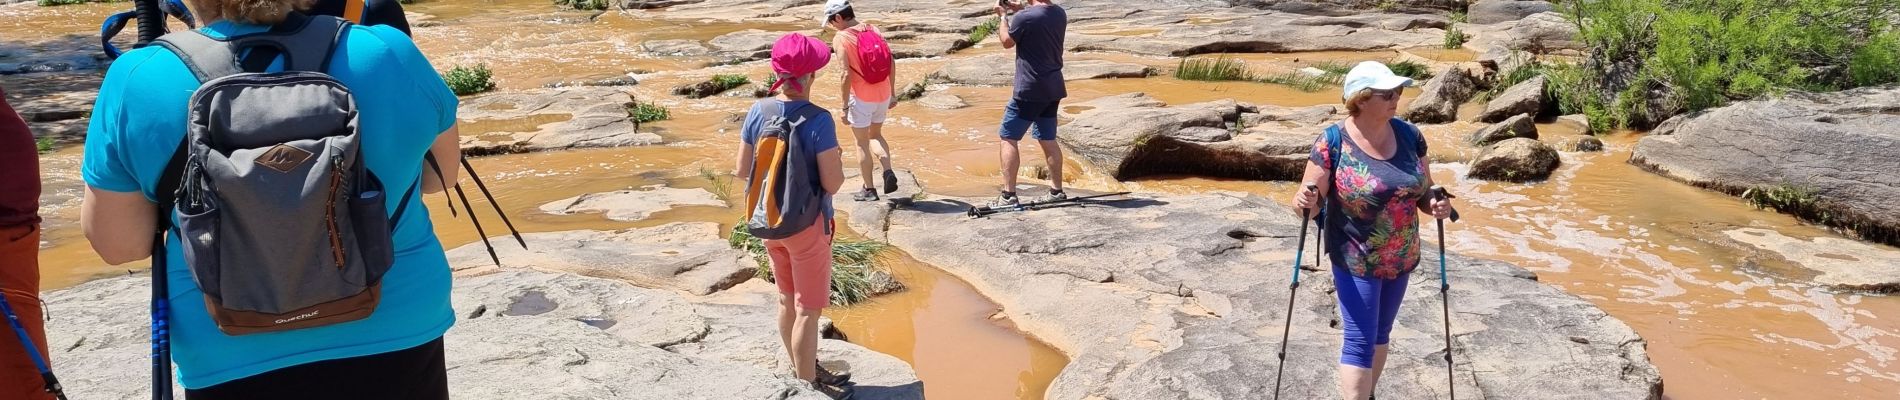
[1387, 59, 1433, 80]
[443, 65, 498, 96]
[628, 101, 671, 124]
[674, 74, 751, 98]
[1256, 71, 1336, 92]
[968, 17, 1000, 45]
[729, 223, 902, 307]
[1443, 26, 1469, 49]
[1450, 11, 1468, 24]
[1376, 0, 1398, 12]
[1741, 184, 1846, 230]
[1311, 61, 1353, 76]
[1175, 55, 1254, 82]
[37, 0, 88, 6]
[896, 77, 930, 101]
[35, 137, 55, 154]
[698, 166, 734, 204]
[553, 0, 608, 10]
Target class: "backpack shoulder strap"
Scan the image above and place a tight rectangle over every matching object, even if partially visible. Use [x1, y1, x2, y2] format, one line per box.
[152, 13, 351, 83]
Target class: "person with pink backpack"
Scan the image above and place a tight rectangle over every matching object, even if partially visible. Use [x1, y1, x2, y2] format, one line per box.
[820, 0, 903, 202]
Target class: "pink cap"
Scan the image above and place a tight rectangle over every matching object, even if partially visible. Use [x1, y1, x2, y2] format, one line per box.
[769, 33, 831, 93]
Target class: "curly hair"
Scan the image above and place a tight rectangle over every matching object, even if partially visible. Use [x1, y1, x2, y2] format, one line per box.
[182, 0, 316, 25]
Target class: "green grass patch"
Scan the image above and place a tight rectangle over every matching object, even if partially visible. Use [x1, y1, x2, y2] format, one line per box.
[35, 137, 55, 154]
[729, 223, 901, 307]
[442, 65, 497, 96]
[37, 0, 88, 6]
[969, 17, 1000, 45]
[1175, 55, 1254, 82]
[628, 101, 670, 124]
[1256, 71, 1336, 92]
[553, 0, 609, 10]
[1443, 26, 1468, 49]
[1450, 11, 1468, 24]
[1743, 184, 1832, 224]
[1387, 59, 1433, 80]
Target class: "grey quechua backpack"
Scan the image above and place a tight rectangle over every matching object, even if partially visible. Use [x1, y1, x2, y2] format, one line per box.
[153, 13, 413, 336]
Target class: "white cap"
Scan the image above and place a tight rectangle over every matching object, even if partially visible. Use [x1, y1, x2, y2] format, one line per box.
[1341, 61, 1414, 101]
[819, 0, 851, 26]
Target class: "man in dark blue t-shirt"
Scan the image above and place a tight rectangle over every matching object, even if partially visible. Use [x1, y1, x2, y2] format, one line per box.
[991, 0, 1068, 207]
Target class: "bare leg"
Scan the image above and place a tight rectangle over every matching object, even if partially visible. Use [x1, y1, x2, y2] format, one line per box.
[778, 296, 796, 366]
[1369, 344, 1390, 394]
[1338, 364, 1374, 400]
[999, 139, 1022, 193]
[791, 306, 825, 381]
[867, 123, 893, 172]
[851, 126, 876, 190]
[1036, 139, 1064, 192]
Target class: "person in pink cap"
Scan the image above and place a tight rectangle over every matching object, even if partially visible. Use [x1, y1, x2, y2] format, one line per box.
[734, 32, 850, 398]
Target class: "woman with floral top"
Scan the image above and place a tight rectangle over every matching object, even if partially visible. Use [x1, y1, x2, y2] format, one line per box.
[1293, 61, 1457, 400]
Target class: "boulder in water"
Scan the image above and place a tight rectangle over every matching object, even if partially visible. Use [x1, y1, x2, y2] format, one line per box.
[1469, 137, 1561, 182]
[1470, 113, 1539, 146]
[1402, 66, 1480, 124]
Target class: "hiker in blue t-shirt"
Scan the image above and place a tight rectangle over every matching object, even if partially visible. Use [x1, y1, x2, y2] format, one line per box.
[79, 0, 462, 398]
[734, 33, 850, 398]
[990, 0, 1069, 208]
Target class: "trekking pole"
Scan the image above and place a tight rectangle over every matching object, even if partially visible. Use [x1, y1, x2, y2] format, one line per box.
[1431, 185, 1461, 399]
[1, 294, 67, 400]
[461, 159, 527, 249]
[966, 192, 1132, 217]
[1270, 184, 1319, 399]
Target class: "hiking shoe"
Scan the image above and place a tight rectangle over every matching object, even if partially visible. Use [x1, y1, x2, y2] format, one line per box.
[816, 363, 853, 386]
[881, 169, 899, 194]
[852, 188, 879, 202]
[814, 382, 854, 400]
[1037, 190, 1068, 203]
[988, 192, 1021, 209]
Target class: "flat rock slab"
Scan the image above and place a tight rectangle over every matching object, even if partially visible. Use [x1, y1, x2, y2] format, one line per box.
[541, 186, 725, 221]
[930, 54, 1159, 86]
[841, 183, 1663, 399]
[43, 269, 923, 400]
[1719, 229, 1900, 293]
[1633, 85, 1900, 247]
[457, 88, 662, 156]
[445, 222, 754, 295]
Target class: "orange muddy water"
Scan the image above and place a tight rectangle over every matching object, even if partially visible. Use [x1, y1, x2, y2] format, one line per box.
[8, 1, 1897, 399]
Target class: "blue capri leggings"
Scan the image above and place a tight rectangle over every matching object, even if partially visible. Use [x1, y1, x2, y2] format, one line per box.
[1334, 266, 1412, 369]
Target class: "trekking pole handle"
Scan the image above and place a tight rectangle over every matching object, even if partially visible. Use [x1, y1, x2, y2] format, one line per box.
[1430, 185, 1460, 223]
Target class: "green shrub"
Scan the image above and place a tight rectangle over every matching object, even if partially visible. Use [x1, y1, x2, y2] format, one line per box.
[628, 101, 670, 123]
[553, 0, 608, 10]
[1175, 56, 1254, 82]
[1562, 0, 1900, 130]
[729, 223, 900, 306]
[673, 74, 750, 98]
[35, 137, 55, 154]
[968, 17, 1000, 45]
[37, 0, 88, 6]
[442, 65, 497, 96]
[1386, 59, 1433, 80]
[1443, 26, 1468, 49]
[1482, 60, 1548, 101]
[1450, 11, 1468, 24]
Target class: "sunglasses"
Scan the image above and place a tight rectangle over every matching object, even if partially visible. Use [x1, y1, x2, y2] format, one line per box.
[1368, 88, 1403, 101]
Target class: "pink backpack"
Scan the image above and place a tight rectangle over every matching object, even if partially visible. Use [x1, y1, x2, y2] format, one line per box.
[852, 27, 894, 84]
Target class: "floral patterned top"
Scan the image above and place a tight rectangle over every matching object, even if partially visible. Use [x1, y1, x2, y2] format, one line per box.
[1312, 119, 1430, 279]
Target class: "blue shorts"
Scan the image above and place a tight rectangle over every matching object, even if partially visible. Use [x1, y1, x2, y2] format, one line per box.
[999, 98, 1061, 141]
[1335, 266, 1412, 369]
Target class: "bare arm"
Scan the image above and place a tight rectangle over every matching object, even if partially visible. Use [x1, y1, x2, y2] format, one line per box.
[421, 124, 462, 194]
[82, 187, 158, 265]
[736, 143, 756, 183]
[817, 147, 844, 195]
[996, 10, 1017, 49]
[1294, 158, 1331, 220]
